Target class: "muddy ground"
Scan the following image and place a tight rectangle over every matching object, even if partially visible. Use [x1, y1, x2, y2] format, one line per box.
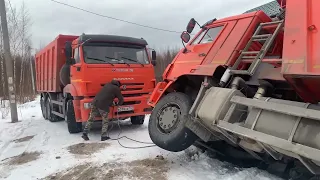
[5, 151, 42, 166]
[13, 135, 35, 143]
[67, 142, 109, 156]
[44, 156, 169, 180]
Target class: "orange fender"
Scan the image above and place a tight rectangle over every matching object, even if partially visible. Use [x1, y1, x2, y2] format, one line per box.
[148, 81, 174, 107]
[63, 84, 78, 97]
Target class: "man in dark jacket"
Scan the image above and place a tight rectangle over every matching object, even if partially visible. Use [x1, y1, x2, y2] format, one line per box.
[82, 80, 124, 141]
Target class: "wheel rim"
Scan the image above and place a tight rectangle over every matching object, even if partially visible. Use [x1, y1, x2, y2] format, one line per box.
[157, 103, 181, 133]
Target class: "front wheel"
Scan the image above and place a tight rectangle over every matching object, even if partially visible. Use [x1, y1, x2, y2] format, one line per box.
[148, 92, 198, 152]
[131, 115, 145, 125]
[65, 100, 82, 133]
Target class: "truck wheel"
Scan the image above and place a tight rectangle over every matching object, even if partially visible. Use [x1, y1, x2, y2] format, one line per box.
[46, 97, 62, 122]
[148, 92, 198, 152]
[131, 115, 145, 125]
[40, 96, 47, 119]
[65, 100, 82, 133]
[310, 176, 320, 180]
[46, 97, 52, 121]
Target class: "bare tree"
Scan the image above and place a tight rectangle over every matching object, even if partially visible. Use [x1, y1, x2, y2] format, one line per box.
[0, 0, 35, 107]
[154, 47, 179, 82]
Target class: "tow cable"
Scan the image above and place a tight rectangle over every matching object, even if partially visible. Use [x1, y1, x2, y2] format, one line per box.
[107, 107, 156, 149]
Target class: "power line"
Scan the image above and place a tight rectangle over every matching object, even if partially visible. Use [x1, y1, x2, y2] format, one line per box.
[50, 0, 181, 34]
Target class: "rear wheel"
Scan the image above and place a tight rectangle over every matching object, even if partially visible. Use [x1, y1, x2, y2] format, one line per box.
[131, 115, 145, 125]
[148, 92, 198, 152]
[40, 95, 47, 119]
[65, 100, 82, 133]
[46, 97, 52, 121]
[46, 96, 63, 122]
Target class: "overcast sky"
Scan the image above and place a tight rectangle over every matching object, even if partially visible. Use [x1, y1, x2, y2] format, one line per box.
[10, 0, 272, 51]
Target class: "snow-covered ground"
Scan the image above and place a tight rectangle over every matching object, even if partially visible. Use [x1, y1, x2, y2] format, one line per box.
[0, 98, 282, 180]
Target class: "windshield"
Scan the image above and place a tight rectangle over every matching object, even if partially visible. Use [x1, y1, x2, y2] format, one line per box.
[191, 26, 223, 45]
[83, 43, 149, 65]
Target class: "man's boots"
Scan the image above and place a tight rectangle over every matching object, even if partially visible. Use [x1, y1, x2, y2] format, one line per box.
[82, 133, 89, 141]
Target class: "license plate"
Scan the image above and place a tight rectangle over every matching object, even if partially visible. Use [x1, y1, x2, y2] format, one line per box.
[117, 106, 134, 112]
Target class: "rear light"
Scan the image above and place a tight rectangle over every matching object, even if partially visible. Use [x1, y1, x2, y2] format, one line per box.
[84, 103, 92, 109]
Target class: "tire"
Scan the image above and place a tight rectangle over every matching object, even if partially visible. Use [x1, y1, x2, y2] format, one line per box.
[46, 96, 62, 122]
[46, 97, 51, 121]
[131, 115, 145, 125]
[40, 95, 47, 119]
[65, 100, 82, 133]
[310, 176, 320, 180]
[148, 92, 198, 152]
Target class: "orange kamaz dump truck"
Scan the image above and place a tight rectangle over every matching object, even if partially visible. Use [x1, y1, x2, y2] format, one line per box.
[147, 0, 320, 179]
[36, 34, 156, 133]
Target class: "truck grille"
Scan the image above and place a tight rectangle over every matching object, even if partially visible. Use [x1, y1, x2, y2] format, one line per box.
[123, 93, 149, 97]
[121, 83, 144, 91]
[122, 88, 142, 91]
[101, 82, 148, 104]
[122, 101, 141, 105]
[101, 83, 144, 91]
[122, 83, 144, 86]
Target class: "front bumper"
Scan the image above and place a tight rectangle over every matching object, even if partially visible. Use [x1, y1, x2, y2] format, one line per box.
[76, 95, 153, 122]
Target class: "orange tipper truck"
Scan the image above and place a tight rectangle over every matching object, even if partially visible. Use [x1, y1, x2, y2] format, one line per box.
[35, 34, 157, 133]
[147, 0, 320, 179]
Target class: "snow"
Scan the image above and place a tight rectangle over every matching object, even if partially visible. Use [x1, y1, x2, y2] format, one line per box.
[0, 97, 282, 180]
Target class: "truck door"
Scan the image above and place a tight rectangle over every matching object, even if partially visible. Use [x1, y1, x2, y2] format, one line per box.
[70, 46, 82, 80]
[176, 25, 225, 64]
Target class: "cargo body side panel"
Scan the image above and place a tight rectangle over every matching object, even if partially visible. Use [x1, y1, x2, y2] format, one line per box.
[35, 35, 78, 93]
[282, 0, 320, 103]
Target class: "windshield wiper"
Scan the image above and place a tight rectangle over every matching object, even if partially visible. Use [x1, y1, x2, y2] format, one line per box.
[105, 56, 130, 67]
[87, 57, 114, 66]
[121, 57, 144, 67]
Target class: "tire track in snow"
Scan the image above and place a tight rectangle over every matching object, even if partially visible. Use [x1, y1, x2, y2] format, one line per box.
[41, 131, 50, 146]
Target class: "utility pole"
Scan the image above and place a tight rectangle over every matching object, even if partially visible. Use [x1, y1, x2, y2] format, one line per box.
[29, 48, 35, 93]
[0, 0, 19, 123]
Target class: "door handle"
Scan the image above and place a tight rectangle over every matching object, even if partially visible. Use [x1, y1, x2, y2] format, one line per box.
[72, 65, 81, 71]
[199, 53, 206, 57]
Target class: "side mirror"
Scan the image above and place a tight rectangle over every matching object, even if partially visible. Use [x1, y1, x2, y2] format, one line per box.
[151, 50, 156, 60]
[70, 58, 76, 65]
[151, 60, 157, 66]
[65, 41, 75, 65]
[186, 18, 196, 34]
[65, 41, 72, 59]
[180, 31, 191, 43]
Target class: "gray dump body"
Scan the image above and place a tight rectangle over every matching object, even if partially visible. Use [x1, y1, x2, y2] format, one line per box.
[190, 86, 320, 175]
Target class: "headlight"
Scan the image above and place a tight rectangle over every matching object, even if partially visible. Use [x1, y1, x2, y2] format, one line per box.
[84, 103, 92, 109]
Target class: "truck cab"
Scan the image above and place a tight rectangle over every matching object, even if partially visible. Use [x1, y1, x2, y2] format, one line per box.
[148, 10, 281, 107]
[64, 34, 156, 123]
